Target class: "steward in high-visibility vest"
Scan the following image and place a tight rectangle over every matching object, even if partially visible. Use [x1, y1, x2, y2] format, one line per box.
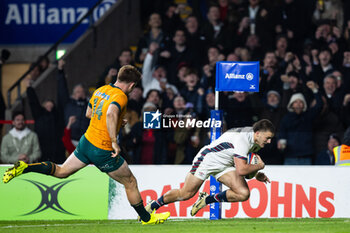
[333, 145, 350, 166]
[333, 127, 350, 166]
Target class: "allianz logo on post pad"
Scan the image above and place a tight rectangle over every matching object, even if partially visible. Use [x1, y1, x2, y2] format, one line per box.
[225, 72, 254, 81]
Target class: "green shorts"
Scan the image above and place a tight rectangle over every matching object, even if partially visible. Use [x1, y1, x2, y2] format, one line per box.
[74, 135, 124, 173]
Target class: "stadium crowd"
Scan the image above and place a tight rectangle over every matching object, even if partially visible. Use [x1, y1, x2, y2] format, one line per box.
[1, 0, 350, 166]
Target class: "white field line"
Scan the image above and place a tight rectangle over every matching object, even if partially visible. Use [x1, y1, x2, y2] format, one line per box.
[1, 223, 119, 229]
[0, 219, 191, 229]
[0, 219, 348, 228]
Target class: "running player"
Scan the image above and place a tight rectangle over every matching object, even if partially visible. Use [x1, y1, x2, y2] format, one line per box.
[145, 119, 274, 216]
[3, 64, 170, 225]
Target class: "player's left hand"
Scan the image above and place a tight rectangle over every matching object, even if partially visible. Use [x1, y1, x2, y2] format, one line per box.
[255, 172, 270, 183]
[111, 142, 121, 157]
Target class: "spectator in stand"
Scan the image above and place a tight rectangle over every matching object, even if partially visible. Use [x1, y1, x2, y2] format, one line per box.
[258, 90, 285, 164]
[62, 116, 77, 155]
[128, 85, 144, 115]
[202, 88, 215, 120]
[321, 75, 345, 114]
[245, 34, 264, 61]
[315, 133, 341, 165]
[224, 92, 257, 129]
[175, 62, 190, 90]
[226, 52, 240, 61]
[280, 71, 311, 109]
[57, 60, 90, 146]
[237, 47, 252, 61]
[201, 45, 223, 89]
[312, 22, 345, 57]
[173, 95, 187, 116]
[184, 15, 208, 60]
[260, 51, 283, 94]
[135, 13, 169, 64]
[275, 35, 289, 63]
[237, 0, 272, 48]
[201, 5, 231, 52]
[216, 0, 241, 28]
[259, 90, 285, 132]
[141, 42, 178, 99]
[313, 75, 345, 154]
[159, 29, 201, 86]
[313, 0, 343, 30]
[1, 112, 41, 164]
[145, 89, 162, 109]
[37, 56, 50, 74]
[27, 56, 50, 82]
[180, 68, 205, 115]
[162, 86, 177, 113]
[161, 3, 184, 35]
[310, 48, 335, 87]
[278, 81, 323, 165]
[96, 48, 134, 88]
[26, 81, 66, 164]
[272, 0, 310, 54]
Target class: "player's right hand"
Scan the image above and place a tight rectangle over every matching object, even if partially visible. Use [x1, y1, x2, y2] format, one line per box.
[111, 142, 121, 157]
[255, 154, 265, 170]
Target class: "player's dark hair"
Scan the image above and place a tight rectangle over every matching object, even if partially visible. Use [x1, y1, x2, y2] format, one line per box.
[117, 65, 141, 84]
[12, 111, 25, 120]
[253, 119, 275, 133]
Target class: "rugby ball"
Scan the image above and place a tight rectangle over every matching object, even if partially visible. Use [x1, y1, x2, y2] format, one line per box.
[245, 153, 258, 179]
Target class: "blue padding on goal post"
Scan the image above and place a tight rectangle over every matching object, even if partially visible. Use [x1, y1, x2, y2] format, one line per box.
[215, 61, 259, 92]
[210, 61, 259, 220]
[209, 110, 223, 220]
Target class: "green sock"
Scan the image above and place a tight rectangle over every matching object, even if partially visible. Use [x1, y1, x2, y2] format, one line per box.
[23, 161, 56, 175]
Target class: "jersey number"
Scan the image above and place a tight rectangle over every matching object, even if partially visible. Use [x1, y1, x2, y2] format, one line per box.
[92, 98, 104, 120]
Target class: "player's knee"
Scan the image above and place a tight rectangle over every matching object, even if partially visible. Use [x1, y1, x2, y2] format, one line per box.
[238, 189, 250, 201]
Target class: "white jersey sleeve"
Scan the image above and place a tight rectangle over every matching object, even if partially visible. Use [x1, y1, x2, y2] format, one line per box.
[206, 127, 254, 162]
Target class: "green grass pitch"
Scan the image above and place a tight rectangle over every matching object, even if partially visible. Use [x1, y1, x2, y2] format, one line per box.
[0, 218, 349, 233]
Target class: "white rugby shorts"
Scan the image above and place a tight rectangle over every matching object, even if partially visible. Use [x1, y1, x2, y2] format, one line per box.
[190, 147, 235, 180]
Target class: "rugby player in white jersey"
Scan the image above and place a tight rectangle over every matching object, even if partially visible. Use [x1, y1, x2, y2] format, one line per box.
[146, 119, 274, 216]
